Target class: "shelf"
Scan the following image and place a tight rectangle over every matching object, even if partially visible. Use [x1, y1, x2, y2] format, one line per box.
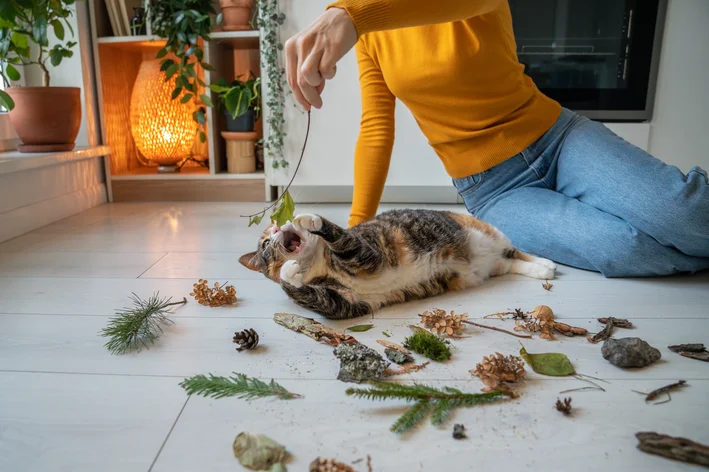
[111, 166, 265, 180]
[0, 146, 110, 175]
[208, 30, 260, 49]
[97, 31, 259, 49]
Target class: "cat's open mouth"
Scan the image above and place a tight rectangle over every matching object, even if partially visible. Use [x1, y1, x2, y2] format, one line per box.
[281, 229, 304, 253]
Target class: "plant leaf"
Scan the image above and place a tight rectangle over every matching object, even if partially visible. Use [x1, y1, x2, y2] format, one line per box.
[0, 89, 15, 111]
[165, 64, 179, 80]
[249, 212, 266, 227]
[180, 93, 193, 104]
[519, 346, 575, 376]
[269, 190, 295, 227]
[51, 20, 64, 40]
[346, 324, 374, 333]
[33, 15, 48, 45]
[200, 94, 213, 107]
[5, 64, 20, 81]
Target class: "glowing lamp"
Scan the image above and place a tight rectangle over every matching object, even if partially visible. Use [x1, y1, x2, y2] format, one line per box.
[129, 59, 195, 173]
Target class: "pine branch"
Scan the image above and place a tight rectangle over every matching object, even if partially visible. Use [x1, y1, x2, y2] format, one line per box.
[100, 293, 186, 355]
[179, 372, 302, 400]
[346, 381, 512, 433]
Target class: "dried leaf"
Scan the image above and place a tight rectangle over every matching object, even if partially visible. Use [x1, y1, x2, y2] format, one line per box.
[345, 324, 374, 333]
[233, 432, 287, 470]
[519, 346, 575, 377]
[376, 339, 411, 355]
[542, 280, 553, 291]
[384, 361, 430, 376]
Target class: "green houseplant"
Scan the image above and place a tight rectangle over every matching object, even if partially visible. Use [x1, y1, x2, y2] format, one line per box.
[209, 74, 261, 132]
[0, 0, 80, 152]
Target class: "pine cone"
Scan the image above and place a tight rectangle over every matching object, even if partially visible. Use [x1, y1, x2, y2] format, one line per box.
[190, 279, 237, 307]
[555, 397, 572, 416]
[233, 328, 259, 352]
[309, 458, 355, 472]
[470, 352, 526, 392]
[419, 308, 468, 336]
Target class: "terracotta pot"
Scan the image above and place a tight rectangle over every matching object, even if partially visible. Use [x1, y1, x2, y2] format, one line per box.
[6, 87, 82, 153]
[219, 0, 253, 31]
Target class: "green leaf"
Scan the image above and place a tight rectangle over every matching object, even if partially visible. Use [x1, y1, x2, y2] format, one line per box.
[33, 15, 48, 45]
[10, 32, 28, 49]
[5, 64, 20, 81]
[216, 12, 223, 25]
[195, 109, 206, 125]
[51, 20, 64, 40]
[160, 59, 175, 72]
[171, 87, 182, 100]
[382, 331, 391, 338]
[156, 48, 168, 59]
[199, 94, 213, 107]
[179, 372, 301, 400]
[199, 131, 206, 143]
[270, 190, 295, 227]
[0, 89, 15, 111]
[345, 324, 374, 333]
[165, 64, 179, 80]
[50, 50, 62, 66]
[519, 346, 575, 377]
[248, 213, 265, 227]
[180, 93, 193, 104]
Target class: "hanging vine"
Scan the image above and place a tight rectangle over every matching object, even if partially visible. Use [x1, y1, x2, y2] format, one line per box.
[257, 0, 288, 168]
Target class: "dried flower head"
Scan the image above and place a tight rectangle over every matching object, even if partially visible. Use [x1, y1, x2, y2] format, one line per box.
[470, 353, 526, 392]
[555, 397, 572, 416]
[515, 305, 556, 340]
[190, 279, 237, 307]
[419, 308, 468, 336]
[309, 457, 356, 472]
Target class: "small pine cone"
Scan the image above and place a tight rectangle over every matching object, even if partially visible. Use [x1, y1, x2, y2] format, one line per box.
[309, 458, 355, 472]
[233, 328, 259, 352]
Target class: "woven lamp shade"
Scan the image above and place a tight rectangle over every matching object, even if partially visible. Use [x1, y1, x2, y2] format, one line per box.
[129, 59, 195, 166]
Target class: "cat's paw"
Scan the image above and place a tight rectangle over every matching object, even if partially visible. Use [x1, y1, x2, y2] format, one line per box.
[535, 257, 557, 271]
[280, 260, 304, 288]
[293, 214, 322, 233]
[530, 265, 555, 280]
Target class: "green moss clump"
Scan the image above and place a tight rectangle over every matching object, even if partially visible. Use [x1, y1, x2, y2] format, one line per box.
[403, 330, 451, 362]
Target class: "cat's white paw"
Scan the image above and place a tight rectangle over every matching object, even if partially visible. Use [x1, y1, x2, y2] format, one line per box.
[530, 265, 555, 280]
[536, 257, 557, 271]
[293, 214, 322, 233]
[280, 260, 303, 288]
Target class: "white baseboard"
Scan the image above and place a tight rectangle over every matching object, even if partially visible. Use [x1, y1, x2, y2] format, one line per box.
[0, 183, 107, 243]
[289, 185, 460, 204]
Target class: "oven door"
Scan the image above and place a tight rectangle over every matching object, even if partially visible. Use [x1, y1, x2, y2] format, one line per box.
[509, 0, 666, 121]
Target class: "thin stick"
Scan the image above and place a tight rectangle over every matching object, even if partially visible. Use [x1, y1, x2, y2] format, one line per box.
[462, 320, 532, 339]
[241, 111, 311, 219]
[645, 380, 687, 403]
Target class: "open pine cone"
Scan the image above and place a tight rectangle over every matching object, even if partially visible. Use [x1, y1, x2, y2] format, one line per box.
[419, 308, 468, 336]
[233, 328, 259, 352]
[470, 352, 526, 392]
[190, 279, 237, 307]
[309, 458, 355, 472]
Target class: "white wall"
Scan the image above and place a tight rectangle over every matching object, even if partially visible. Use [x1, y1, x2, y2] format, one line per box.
[649, 0, 709, 173]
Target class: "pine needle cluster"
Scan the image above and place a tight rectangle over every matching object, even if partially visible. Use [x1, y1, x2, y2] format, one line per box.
[346, 381, 512, 433]
[100, 293, 186, 355]
[403, 330, 451, 361]
[179, 372, 301, 400]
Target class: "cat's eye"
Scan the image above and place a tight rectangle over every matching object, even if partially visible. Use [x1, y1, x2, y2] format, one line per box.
[261, 239, 270, 250]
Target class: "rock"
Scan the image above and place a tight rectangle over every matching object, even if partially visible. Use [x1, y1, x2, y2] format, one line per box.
[333, 342, 389, 383]
[602, 337, 661, 368]
[232, 432, 287, 471]
[384, 347, 414, 365]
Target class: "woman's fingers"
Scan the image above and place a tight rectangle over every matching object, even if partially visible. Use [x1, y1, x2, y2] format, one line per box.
[300, 47, 325, 109]
[285, 37, 309, 110]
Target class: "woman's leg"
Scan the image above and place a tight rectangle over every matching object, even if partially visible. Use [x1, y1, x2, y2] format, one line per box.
[475, 187, 709, 277]
[554, 117, 709, 257]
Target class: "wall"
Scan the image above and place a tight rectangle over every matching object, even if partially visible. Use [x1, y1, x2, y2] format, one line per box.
[649, 0, 709, 173]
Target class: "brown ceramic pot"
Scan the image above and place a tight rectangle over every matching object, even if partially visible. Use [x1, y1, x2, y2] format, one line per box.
[219, 0, 253, 31]
[6, 87, 82, 153]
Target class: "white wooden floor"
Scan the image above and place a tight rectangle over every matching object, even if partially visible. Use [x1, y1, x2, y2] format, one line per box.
[1, 202, 708, 472]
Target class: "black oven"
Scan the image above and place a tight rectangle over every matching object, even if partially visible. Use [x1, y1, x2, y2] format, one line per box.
[509, 0, 667, 121]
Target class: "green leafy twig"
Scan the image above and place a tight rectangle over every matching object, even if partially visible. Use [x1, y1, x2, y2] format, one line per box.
[179, 372, 301, 400]
[243, 111, 310, 226]
[100, 293, 186, 355]
[346, 381, 512, 433]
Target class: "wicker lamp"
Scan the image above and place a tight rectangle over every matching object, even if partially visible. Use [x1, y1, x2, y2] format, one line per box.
[129, 59, 195, 173]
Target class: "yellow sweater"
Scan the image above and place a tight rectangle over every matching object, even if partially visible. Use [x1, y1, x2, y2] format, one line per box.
[328, 0, 561, 226]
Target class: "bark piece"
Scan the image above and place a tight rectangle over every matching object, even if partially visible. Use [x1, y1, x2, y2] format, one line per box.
[636, 432, 709, 467]
[273, 313, 357, 346]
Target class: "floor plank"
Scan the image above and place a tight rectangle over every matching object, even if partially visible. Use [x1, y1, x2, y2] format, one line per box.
[0, 252, 166, 278]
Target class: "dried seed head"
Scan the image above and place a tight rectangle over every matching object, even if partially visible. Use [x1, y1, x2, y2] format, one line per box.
[419, 308, 468, 336]
[190, 279, 237, 307]
[470, 353, 526, 392]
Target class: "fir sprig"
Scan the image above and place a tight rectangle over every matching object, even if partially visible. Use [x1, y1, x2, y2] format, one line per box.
[346, 381, 512, 433]
[100, 293, 186, 355]
[179, 372, 301, 400]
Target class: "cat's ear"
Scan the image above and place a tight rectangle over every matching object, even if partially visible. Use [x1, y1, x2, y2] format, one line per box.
[239, 251, 262, 272]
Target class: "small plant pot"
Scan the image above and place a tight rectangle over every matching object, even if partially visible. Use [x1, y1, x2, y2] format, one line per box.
[222, 131, 257, 174]
[225, 109, 255, 132]
[6, 87, 82, 153]
[219, 0, 253, 31]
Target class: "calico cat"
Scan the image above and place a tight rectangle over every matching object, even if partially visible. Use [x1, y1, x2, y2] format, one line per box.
[239, 209, 556, 320]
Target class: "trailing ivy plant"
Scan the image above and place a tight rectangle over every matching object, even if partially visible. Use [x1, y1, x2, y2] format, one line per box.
[256, 0, 288, 168]
[0, 0, 78, 109]
[150, 0, 218, 143]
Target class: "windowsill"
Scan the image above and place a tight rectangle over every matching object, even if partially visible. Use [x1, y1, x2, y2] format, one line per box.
[0, 145, 110, 175]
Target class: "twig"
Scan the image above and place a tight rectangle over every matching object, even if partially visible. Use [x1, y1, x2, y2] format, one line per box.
[559, 374, 607, 393]
[384, 361, 430, 376]
[462, 320, 532, 339]
[633, 380, 687, 404]
[241, 110, 311, 220]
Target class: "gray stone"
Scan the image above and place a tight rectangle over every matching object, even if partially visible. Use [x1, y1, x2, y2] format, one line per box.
[333, 342, 389, 383]
[384, 347, 414, 365]
[602, 337, 661, 368]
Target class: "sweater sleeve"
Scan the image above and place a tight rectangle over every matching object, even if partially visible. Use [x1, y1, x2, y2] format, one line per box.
[348, 41, 396, 227]
[328, 0, 503, 36]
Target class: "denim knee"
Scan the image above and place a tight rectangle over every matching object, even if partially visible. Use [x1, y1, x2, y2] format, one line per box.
[592, 227, 683, 277]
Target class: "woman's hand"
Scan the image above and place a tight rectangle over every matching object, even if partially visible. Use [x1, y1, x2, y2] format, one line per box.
[285, 7, 358, 111]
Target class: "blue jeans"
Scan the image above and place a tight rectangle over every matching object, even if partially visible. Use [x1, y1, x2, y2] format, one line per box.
[453, 108, 709, 277]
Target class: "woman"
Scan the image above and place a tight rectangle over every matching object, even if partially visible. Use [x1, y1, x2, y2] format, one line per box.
[284, 0, 709, 277]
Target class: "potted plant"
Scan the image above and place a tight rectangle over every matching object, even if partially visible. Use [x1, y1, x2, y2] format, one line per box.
[209, 74, 261, 132]
[0, 0, 81, 152]
[219, 0, 253, 31]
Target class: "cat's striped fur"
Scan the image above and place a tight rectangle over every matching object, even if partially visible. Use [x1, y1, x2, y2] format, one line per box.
[239, 209, 556, 320]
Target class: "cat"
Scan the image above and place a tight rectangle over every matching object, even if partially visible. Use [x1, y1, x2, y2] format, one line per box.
[239, 209, 556, 320]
